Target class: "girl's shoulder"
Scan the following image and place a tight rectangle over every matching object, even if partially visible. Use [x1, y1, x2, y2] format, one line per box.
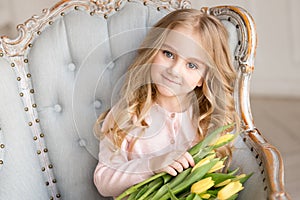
[100, 103, 136, 133]
[99, 102, 120, 133]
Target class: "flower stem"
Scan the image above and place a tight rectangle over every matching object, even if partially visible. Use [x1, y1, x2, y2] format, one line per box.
[115, 172, 167, 200]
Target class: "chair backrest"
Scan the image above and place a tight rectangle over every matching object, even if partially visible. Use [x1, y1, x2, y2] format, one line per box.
[0, 0, 290, 199]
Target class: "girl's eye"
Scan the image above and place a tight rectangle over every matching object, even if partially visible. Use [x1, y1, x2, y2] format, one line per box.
[187, 62, 198, 69]
[163, 50, 174, 59]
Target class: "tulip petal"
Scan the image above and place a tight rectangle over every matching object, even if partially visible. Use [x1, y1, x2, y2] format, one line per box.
[191, 177, 214, 194]
[208, 160, 225, 173]
[192, 153, 216, 172]
[217, 181, 244, 200]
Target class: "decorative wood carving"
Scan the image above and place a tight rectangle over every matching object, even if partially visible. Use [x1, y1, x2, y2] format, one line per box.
[141, 0, 191, 10]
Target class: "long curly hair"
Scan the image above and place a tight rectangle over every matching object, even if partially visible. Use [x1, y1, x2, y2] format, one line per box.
[94, 9, 240, 153]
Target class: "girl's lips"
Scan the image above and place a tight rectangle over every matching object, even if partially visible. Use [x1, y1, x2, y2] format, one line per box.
[162, 74, 180, 85]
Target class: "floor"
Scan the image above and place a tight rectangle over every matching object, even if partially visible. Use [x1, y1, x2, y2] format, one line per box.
[251, 96, 300, 199]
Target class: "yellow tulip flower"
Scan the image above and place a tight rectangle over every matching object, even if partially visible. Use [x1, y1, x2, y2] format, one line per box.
[200, 193, 211, 199]
[214, 134, 234, 146]
[215, 179, 231, 187]
[208, 160, 225, 173]
[217, 181, 244, 200]
[191, 177, 214, 194]
[235, 174, 246, 179]
[192, 153, 216, 172]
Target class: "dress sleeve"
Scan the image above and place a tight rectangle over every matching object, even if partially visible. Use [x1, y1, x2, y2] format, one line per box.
[93, 110, 154, 197]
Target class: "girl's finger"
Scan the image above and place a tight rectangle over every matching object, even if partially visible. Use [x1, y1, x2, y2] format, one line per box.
[171, 161, 184, 173]
[165, 166, 177, 176]
[184, 152, 195, 167]
[176, 156, 189, 169]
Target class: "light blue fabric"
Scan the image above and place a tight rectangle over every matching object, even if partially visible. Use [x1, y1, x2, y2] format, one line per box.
[0, 57, 49, 199]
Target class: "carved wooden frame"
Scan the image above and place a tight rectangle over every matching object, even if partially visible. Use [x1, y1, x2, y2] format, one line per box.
[0, 1, 290, 200]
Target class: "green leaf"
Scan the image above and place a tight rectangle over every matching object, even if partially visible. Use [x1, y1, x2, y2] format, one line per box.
[134, 185, 149, 199]
[116, 172, 167, 200]
[160, 159, 219, 200]
[204, 173, 235, 185]
[151, 168, 192, 200]
[189, 124, 234, 157]
[169, 168, 192, 188]
[167, 185, 179, 200]
[151, 184, 168, 200]
[186, 193, 196, 200]
[127, 191, 139, 200]
[206, 189, 218, 196]
[235, 172, 253, 184]
[193, 146, 215, 163]
[162, 174, 172, 184]
[193, 194, 203, 200]
[228, 168, 240, 176]
[137, 178, 163, 200]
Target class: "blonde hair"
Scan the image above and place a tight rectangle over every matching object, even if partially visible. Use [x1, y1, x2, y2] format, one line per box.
[94, 9, 240, 152]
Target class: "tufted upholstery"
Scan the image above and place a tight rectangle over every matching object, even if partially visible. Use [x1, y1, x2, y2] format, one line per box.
[0, 0, 290, 200]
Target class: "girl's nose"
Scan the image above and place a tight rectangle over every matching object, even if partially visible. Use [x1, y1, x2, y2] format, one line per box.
[167, 58, 185, 76]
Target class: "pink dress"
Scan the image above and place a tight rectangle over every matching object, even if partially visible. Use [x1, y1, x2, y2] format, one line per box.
[94, 103, 199, 197]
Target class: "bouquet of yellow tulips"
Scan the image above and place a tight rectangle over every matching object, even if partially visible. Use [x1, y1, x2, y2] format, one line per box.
[116, 124, 252, 200]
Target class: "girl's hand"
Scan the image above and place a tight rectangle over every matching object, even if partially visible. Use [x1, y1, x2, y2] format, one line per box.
[149, 152, 195, 176]
[163, 152, 195, 176]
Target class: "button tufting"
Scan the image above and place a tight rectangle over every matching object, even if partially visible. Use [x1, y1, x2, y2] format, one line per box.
[94, 100, 102, 109]
[68, 63, 76, 71]
[78, 139, 87, 147]
[54, 104, 62, 113]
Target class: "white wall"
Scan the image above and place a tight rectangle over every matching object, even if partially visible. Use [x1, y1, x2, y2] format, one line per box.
[1, 0, 299, 97]
[191, 0, 300, 98]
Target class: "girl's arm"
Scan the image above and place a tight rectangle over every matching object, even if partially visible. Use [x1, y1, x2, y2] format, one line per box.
[93, 107, 154, 197]
[94, 136, 194, 197]
[94, 136, 154, 197]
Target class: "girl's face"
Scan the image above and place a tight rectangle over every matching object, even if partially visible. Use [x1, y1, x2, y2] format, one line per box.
[151, 25, 207, 101]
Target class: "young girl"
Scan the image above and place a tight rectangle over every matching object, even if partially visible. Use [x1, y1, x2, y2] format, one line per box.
[93, 9, 239, 198]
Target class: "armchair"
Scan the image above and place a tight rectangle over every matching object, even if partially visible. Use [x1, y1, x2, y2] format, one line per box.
[0, 0, 290, 199]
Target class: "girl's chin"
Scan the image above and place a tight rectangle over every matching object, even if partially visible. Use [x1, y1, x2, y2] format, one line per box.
[156, 85, 178, 97]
